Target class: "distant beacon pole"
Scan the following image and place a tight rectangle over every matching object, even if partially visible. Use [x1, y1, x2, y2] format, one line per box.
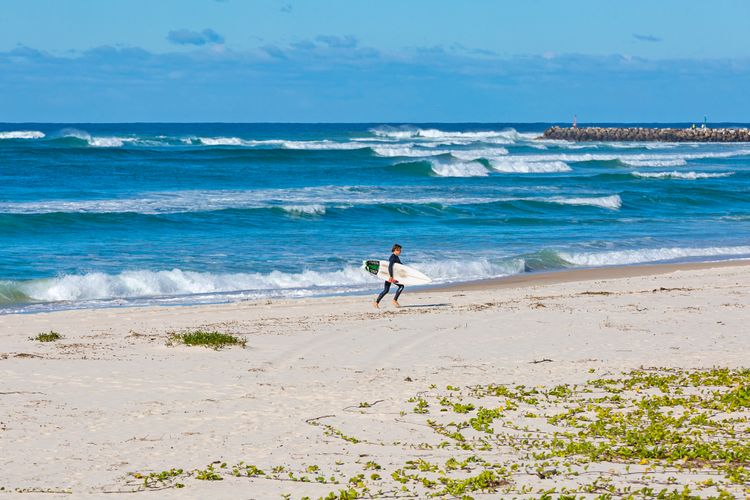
[573, 114, 577, 129]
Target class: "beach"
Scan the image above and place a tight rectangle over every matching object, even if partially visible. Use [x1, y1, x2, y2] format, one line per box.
[2, 260, 749, 498]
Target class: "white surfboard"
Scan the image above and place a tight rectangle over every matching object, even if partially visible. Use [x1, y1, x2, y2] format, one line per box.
[362, 259, 432, 286]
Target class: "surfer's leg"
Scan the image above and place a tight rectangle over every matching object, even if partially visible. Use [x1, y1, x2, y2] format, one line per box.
[375, 281, 391, 304]
[392, 284, 404, 307]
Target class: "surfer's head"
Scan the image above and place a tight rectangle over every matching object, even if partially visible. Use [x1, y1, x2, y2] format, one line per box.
[392, 244, 402, 255]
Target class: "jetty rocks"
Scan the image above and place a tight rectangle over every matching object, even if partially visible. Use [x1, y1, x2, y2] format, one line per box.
[543, 126, 750, 142]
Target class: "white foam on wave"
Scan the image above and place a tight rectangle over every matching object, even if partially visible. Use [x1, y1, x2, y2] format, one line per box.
[544, 195, 622, 210]
[194, 137, 371, 150]
[13, 257, 525, 305]
[371, 145, 445, 157]
[632, 171, 734, 180]
[500, 149, 750, 164]
[413, 258, 525, 282]
[0, 187, 624, 214]
[59, 130, 127, 147]
[17, 267, 373, 303]
[8, 243, 748, 308]
[282, 140, 370, 150]
[370, 126, 524, 143]
[195, 137, 299, 147]
[621, 159, 688, 167]
[89, 137, 125, 147]
[560, 245, 750, 267]
[280, 204, 326, 215]
[489, 158, 572, 173]
[0, 130, 45, 139]
[429, 160, 489, 177]
[197, 136, 254, 146]
[420, 140, 475, 147]
[373, 145, 509, 159]
[607, 142, 678, 150]
[449, 148, 509, 160]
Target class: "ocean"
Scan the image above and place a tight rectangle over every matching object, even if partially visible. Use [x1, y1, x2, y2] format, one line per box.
[1, 123, 749, 313]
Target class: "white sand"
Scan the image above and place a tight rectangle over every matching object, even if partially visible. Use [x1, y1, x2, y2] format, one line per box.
[1, 262, 749, 497]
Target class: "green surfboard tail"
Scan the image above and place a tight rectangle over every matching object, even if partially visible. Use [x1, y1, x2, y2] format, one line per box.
[364, 260, 380, 276]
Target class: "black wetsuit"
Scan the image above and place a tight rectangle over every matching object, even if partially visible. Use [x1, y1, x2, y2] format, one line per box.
[376, 253, 404, 303]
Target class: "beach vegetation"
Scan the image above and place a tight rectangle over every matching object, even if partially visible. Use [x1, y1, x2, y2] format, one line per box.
[167, 330, 246, 349]
[232, 462, 265, 477]
[31, 331, 61, 342]
[131, 468, 184, 489]
[320, 489, 359, 499]
[194, 463, 223, 481]
[409, 396, 429, 414]
[120, 368, 750, 497]
[322, 425, 361, 444]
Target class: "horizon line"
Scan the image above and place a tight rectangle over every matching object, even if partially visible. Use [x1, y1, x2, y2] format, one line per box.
[2, 121, 748, 125]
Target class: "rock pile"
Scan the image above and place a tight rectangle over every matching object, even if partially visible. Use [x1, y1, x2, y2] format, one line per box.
[543, 126, 750, 142]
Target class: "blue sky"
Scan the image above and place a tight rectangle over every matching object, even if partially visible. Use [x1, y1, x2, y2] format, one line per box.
[1, 0, 749, 122]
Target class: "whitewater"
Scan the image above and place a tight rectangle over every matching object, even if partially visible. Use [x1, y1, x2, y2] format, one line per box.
[1, 122, 749, 312]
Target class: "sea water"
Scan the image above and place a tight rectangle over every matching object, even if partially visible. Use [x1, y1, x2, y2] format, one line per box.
[1, 123, 749, 313]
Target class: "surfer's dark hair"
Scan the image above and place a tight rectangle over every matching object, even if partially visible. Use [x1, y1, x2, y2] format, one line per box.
[392, 244, 402, 252]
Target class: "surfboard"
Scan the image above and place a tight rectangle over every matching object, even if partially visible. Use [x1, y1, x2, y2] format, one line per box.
[362, 260, 432, 286]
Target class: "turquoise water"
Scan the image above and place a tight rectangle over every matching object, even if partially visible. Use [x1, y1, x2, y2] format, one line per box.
[1, 123, 749, 313]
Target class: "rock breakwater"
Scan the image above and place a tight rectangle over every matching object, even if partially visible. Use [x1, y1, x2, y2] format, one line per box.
[543, 126, 750, 142]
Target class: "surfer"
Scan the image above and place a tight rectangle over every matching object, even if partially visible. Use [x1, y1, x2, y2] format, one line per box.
[373, 244, 404, 309]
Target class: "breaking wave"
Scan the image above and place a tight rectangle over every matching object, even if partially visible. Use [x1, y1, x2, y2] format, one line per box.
[0, 258, 523, 307]
[371, 145, 445, 157]
[55, 129, 129, 148]
[5, 242, 747, 309]
[279, 204, 326, 215]
[372, 145, 511, 160]
[632, 171, 735, 180]
[0, 187, 624, 214]
[0, 130, 45, 139]
[544, 195, 622, 210]
[489, 158, 572, 173]
[369, 126, 526, 143]
[495, 150, 750, 164]
[449, 148, 510, 160]
[282, 140, 370, 150]
[428, 160, 490, 177]
[195, 136, 260, 146]
[559, 245, 750, 267]
[195, 137, 369, 150]
[621, 159, 688, 167]
[1, 267, 373, 304]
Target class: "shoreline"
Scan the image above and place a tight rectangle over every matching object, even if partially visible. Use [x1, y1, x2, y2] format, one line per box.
[5, 257, 750, 316]
[436, 257, 750, 292]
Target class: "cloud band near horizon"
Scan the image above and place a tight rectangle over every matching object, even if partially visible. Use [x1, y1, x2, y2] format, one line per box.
[1, 41, 748, 122]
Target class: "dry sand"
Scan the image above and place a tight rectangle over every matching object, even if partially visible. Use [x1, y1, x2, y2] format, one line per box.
[1, 262, 749, 498]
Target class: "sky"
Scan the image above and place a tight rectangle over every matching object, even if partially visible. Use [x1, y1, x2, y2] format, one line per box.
[1, 0, 749, 122]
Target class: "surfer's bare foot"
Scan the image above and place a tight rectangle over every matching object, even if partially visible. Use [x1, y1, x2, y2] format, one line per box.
[392, 300, 401, 308]
[372, 301, 379, 309]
